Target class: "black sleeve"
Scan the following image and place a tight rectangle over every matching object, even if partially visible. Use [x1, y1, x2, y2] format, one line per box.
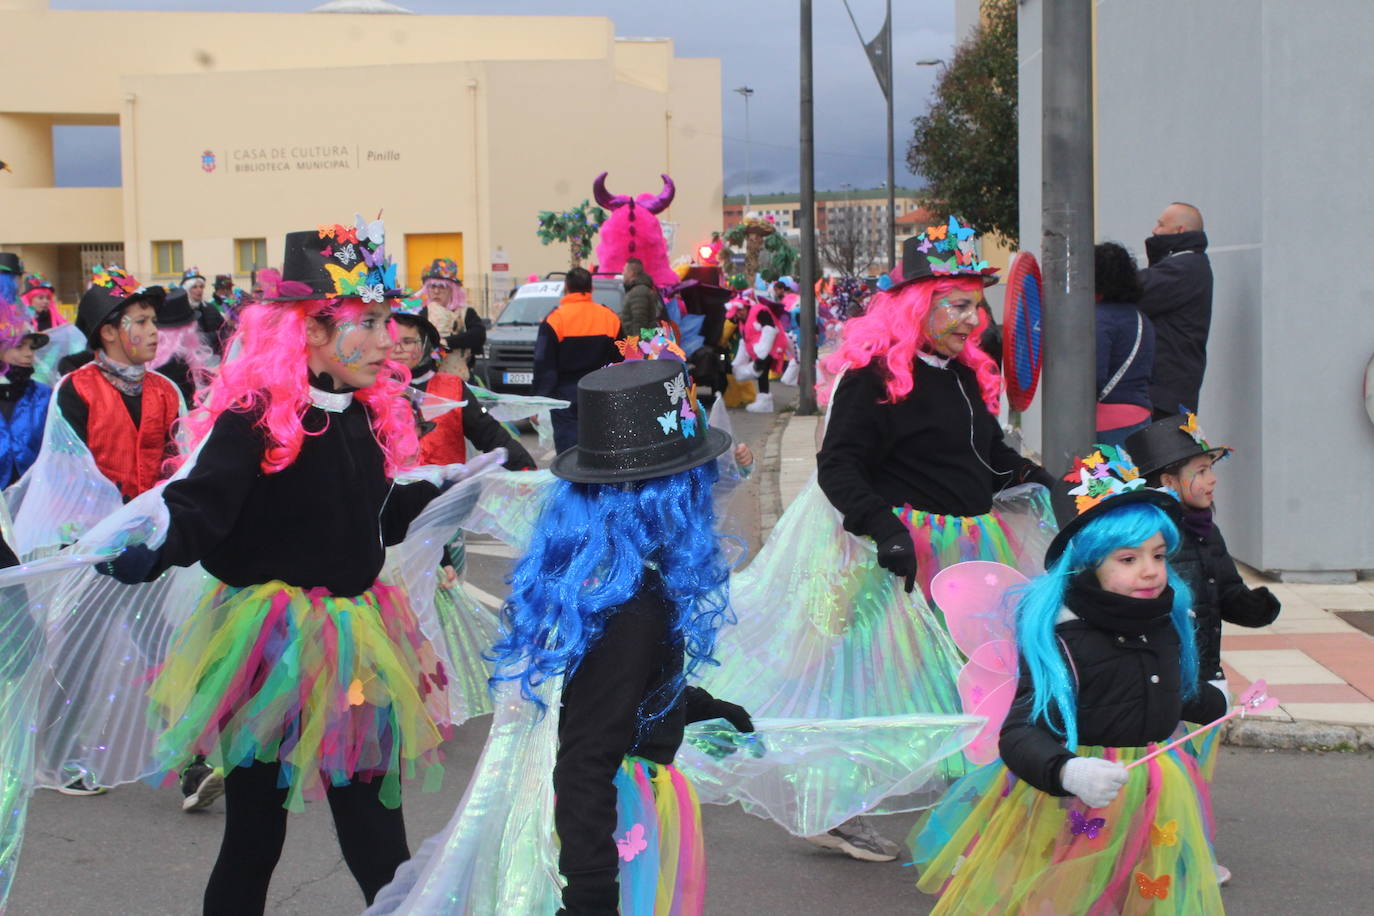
[1181, 681, 1229, 725]
[56, 379, 90, 446]
[998, 660, 1076, 796]
[1136, 261, 1198, 320]
[461, 398, 535, 470]
[380, 479, 441, 546]
[532, 322, 558, 398]
[756, 310, 775, 328]
[1211, 530, 1281, 628]
[816, 370, 906, 545]
[986, 418, 1050, 488]
[446, 307, 487, 352]
[155, 408, 266, 573]
[555, 595, 666, 915]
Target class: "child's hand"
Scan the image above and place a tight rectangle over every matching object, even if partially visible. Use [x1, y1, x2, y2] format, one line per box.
[1059, 756, 1128, 809]
[734, 443, 754, 469]
[440, 565, 459, 587]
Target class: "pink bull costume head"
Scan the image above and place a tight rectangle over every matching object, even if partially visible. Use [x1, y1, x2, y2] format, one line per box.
[592, 172, 679, 287]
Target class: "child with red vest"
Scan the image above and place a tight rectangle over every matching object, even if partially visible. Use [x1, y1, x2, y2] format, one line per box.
[55, 267, 181, 503]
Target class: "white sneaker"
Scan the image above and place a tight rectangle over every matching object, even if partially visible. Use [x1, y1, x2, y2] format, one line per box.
[1216, 864, 1232, 886]
[745, 392, 774, 413]
[804, 816, 901, 862]
[780, 361, 799, 386]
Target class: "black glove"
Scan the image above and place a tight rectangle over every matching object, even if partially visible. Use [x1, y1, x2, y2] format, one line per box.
[876, 529, 918, 593]
[1025, 465, 1057, 490]
[95, 544, 159, 585]
[684, 686, 754, 732]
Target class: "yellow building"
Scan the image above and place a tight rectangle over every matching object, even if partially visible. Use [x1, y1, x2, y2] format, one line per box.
[0, 0, 722, 315]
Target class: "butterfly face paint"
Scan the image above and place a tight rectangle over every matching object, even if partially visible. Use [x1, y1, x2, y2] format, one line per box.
[927, 292, 982, 358]
[307, 302, 395, 390]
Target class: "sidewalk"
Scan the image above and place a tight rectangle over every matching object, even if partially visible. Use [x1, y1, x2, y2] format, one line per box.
[764, 412, 1374, 751]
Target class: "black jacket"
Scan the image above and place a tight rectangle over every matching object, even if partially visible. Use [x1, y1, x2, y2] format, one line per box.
[1094, 302, 1155, 411]
[1171, 515, 1281, 682]
[1137, 230, 1212, 414]
[818, 359, 1049, 545]
[999, 579, 1228, 796]
[553, 573, 724, 915]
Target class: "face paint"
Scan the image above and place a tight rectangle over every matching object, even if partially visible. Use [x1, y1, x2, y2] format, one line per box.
[332, 321, 367, 368]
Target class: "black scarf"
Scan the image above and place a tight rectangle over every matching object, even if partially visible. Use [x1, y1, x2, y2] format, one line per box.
[1181, 505, 1214, 539]
[1064, 570, 1174, 637]
[0, 366, 34, 402]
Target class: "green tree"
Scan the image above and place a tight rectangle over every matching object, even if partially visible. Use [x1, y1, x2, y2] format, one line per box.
[907, 0, 1018, 244]
[536, 200, 607, 267]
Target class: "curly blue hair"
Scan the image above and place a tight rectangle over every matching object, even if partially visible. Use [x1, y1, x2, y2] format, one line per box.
[488, 462, 733, 720]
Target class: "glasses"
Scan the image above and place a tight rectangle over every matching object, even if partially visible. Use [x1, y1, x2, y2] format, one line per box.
[393, 337, 424, 350]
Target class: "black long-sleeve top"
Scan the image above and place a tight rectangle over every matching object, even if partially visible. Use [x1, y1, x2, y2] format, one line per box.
[818, 359, 1047, 545]
[553, 573, 718, 915]
[999, 577, 1228, 796]
[443, 306, 487, 355]
[150, 397, 438, 597]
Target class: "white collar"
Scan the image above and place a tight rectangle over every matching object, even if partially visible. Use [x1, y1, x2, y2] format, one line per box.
[917, 350, 952, 369]
[308, 386, 354, 413]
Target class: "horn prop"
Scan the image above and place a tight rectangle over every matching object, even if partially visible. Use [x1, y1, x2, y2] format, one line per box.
[643, 174, 676, 214]
[592, 172, 631, 209]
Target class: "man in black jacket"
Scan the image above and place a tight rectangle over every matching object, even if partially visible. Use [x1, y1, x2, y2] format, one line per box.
[1137, 202, 1212, 418]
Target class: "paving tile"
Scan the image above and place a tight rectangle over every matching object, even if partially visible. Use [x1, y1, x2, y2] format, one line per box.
[1263, 616, 1363, 635]
[1220, 633, 1292, 651]
[1221, 649, 1344, 685]
[1277, 703, 1374, 727]
[1256, 683, 1368, 703]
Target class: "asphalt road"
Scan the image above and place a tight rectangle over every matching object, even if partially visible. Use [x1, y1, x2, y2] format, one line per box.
[11, 400, 1372, 914]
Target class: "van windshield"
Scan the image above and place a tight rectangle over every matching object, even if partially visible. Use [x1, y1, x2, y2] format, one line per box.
[495, 296, 560, 326]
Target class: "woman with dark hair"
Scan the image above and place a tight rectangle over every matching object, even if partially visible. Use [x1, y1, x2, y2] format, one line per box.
[1094, 242, 1156, 447]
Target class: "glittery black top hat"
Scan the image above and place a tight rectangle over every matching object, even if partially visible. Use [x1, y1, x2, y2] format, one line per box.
[76, 266, 166, 349]
[551, 359, 731, 484]
[263, 214, 404, 302]
[894, 216, 999, 290]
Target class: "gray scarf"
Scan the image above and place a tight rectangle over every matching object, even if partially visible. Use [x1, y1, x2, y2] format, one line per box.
[94, 350, 147, 397]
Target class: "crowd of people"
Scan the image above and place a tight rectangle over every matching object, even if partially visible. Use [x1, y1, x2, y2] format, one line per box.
[0, 198, 1270, 916]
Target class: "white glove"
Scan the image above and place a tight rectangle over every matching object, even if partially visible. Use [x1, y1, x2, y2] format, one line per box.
[1059, 756, 1129, 809]
[752, 325, 778, 360]
[731, 347, 758, 380]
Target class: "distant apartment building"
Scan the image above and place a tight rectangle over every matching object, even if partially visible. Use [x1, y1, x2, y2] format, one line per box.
[723, 186, 926, 251]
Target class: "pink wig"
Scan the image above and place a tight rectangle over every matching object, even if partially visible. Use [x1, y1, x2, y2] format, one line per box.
[819, 276, 1001, 414]
[19, 288, 66, 326]
[150, 324, 217, 401]
[422, 276, 467, 312]
[175, 298, 418, 476]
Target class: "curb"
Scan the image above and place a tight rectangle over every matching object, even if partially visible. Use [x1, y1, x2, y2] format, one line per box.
[757, 412, 788, 541]
[1222, 717, 1374, 753]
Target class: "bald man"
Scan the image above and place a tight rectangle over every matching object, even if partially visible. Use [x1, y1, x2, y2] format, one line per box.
[1138, 202, 1212, 417]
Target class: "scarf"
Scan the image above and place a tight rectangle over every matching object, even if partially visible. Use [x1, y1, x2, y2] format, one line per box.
[0, 366, 33, 402]
[1181, 506, 1214, 540]
[1064, 570, 1174, 637]
[95, 350, 147, 397]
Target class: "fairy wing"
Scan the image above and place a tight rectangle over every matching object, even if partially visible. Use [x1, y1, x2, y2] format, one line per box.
[931, 560, 1027, 764]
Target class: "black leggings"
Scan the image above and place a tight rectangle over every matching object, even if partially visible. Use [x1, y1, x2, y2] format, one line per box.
[754, 357, 771, 393]
[203, 762, 409, 916]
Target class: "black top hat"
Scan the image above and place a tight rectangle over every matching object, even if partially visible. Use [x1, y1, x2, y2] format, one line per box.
[265, 218, 404, 302]
[391, 308, 441, 354]
[156, 288, 196, 328]
[77, 266, 165, 349]
[551, 359, 731, 484]
[894, 216, 999, 291]
[1045, 443, 1181, 565]
[1124, 414, 1232, 479]
[0, 253, 21, 274]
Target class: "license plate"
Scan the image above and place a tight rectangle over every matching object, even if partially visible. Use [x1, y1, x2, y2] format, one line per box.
[503, 371, 533, 385]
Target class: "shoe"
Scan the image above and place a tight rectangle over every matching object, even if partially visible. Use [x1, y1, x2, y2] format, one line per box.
[181, 762, 225, 812]
[804, 816, 901, 862]
[1216, 864, 1232, 886]
[56, 777, 108, 797]
[780, 361, 799, 386]
[745, 392, 774, 414]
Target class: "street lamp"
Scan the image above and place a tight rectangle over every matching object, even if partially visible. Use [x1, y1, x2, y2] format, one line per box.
[734, 85, 755, 210]
[915, 58, 946, 67]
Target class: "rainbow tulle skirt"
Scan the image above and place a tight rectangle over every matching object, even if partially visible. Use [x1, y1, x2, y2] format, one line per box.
[612, 758, 705, 916]
[148, 580, 451, 811]
[909, 745, 1223, 915]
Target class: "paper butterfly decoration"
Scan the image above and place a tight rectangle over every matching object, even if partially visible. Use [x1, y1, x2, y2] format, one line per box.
[926, 224, 949, 241]
[335, 243, 359, 267]
[347, 678, 366, 707]
[355, 212, 385, 246]
[1150, 819, 1178, 847]
[1134, 872, 1170, 900]
[664, 375, 687, 405]
[1062, 443, 1146, 513]
[359, 284, 386, 304]
[325, 262, 369, 296]
[930, 560, 1029, 764]
[657, 410, 678, 435]
[949, 216, 977, 241]
[615, 336, 642, 358]
[616, 823, 648, 862]
[1237, 679, 1279, 715]
[1179, 411, 1230, 457]
[1067, 809, 1106, 840]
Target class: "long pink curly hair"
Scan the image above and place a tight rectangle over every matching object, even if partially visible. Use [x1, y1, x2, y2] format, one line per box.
[150, 323, 217, 402]
[818, 276, 1001, 413]
[175, 298, 418, 475]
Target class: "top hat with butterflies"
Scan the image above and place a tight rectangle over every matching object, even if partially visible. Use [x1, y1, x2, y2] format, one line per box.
[262, 213, 404, 303]
[551, 358, 731, 484]
[893, 215, 999, 291]
[421, 258, 462, 284]
[1046, 443, 1181, 565]
[76, 266, 166, 349]
[1124, 413, 1233, 479]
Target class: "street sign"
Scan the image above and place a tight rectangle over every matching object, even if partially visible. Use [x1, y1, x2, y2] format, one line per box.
[1003, 251, 1044, 413]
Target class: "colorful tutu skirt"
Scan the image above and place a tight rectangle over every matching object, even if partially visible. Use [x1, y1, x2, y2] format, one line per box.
[148, 579, 451, 811]
[611, 758, 706, 916]
[910, 745, 1222, 915]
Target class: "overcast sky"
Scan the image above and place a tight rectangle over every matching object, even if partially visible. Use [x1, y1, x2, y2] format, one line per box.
[54, 0, 958, 194]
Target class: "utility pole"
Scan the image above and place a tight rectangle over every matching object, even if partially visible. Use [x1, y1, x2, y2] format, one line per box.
[797, 0, 818, 415]
[734, 86, 755, 211]
[1040, 0, 1095, 476]
[884, 0, 895, 271]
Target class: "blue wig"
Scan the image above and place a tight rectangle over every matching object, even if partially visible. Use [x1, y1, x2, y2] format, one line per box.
[488, 461, 733, 718]
[0, 274, 17, 307]
[1014, 502, 1198, 749]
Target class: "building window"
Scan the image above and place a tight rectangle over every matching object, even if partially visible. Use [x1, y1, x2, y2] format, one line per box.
[235, 238, 267, 273]
[152, 241, 183, 277]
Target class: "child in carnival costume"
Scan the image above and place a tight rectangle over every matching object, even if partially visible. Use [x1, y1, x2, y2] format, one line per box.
[0, 280, 51, 486]
[367, 358, 753, 915]
[96, 220, 490, 914]
[697, 217, 1056, 861]
[726, 290, 791, 414]
[909, 445, 1229, 914]
[1127, 413, 1280, 883]
[16, 271, 67, 332]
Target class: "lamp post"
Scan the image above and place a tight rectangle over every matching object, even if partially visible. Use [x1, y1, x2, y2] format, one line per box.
[734, 85, 755, 211]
